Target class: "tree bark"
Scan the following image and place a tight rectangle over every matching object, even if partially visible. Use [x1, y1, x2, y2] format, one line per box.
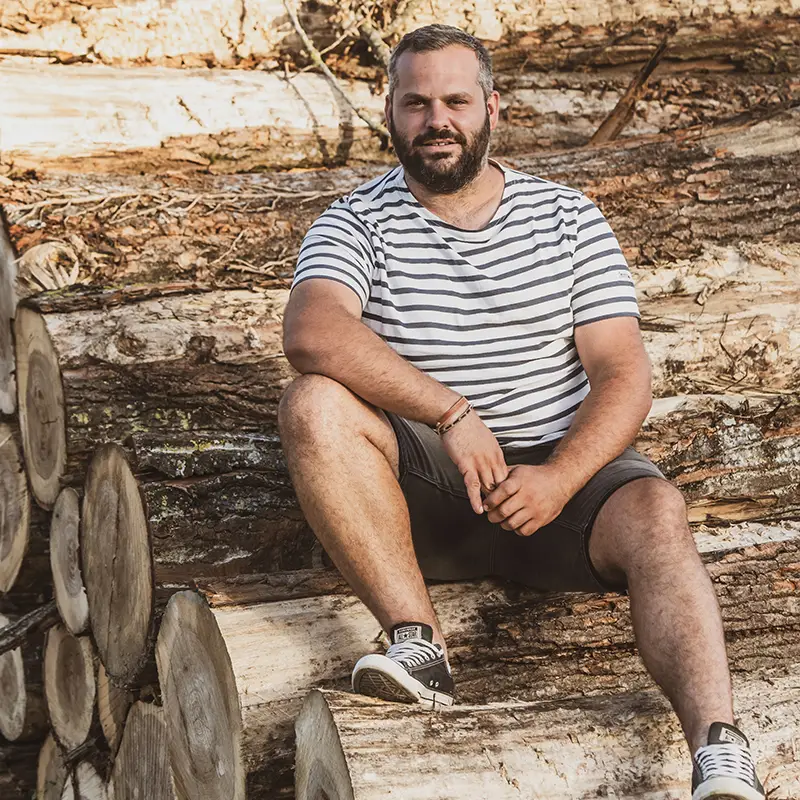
[295, 669, 800, 800]
[109, 702, 177, 800]
[0, 0, 796, 72]
[159, 535, 800, 798]
[3, 106, 798, 285]
[43, 625, 97, 752]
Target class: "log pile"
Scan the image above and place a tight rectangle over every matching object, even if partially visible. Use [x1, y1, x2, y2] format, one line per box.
[1, 0, 799, 796]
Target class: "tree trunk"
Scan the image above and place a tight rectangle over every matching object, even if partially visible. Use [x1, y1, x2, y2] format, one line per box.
[14, 306, 67, 510]
[0, 612, 47, 741]
[50, 488, 89, 636]
[158, 534, 800, 798]
[96, 662, 133, 758]
[0, 423, 31, 593]
[295, 669, 800, 800]
[2, 107, 798, 287]
[2, 56, 798, 172]
[0, 0, 796, 72]
[43, 625, 97, 752]
[109, 702, 177, 800]
[0, 208, 17, 415]
[37, 732, 69, 800]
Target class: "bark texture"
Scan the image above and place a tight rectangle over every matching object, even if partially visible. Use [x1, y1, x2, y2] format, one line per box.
[166, 535, 800, 797]
[295, 671, 800, 800]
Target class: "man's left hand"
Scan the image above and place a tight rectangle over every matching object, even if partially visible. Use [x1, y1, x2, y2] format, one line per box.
[482, 464, 572, 536]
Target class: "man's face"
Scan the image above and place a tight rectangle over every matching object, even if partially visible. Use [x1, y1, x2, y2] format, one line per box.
[386, 45, 500, 194]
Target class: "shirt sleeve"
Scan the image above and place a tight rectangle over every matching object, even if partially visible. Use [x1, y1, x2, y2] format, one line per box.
[570, 194, 640, 327]
[290, 199, 375, 311]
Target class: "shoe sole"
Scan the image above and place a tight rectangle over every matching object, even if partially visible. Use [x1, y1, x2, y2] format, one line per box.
[692, 777, 764, 800]
[352, 655, 454, 710]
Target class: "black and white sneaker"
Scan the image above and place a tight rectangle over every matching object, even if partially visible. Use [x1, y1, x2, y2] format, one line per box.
[692, 722, 765, 800]
[351, 622, 455, 709]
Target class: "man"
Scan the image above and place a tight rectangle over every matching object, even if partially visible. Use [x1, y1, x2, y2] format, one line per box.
[279, 24, 765, 800]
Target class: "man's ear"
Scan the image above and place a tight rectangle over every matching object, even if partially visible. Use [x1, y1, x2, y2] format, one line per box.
[487, 90, 501, 131]
[384, 94, 392, 128]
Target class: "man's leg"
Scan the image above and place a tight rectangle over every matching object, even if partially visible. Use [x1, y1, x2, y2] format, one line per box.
[588, 476, 733, 753]
[278, 373, 446, 649]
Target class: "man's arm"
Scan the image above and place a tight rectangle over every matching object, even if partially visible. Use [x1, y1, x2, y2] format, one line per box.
[545, 315, 653, 497]
[283, 278, 461, 427]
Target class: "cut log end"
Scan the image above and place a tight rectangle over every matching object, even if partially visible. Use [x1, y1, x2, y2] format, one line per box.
[295, 689, 354, 800]
[0, 612, 27, 741]
[51, 487, 89, 635]
[37, 733, 68, 800]
[44, 624, 96, 752]
[0, 425, 30, 594]
[155, 590, 244, 800]
[111, 702, 177, 800]
[96, 661, 133, 756]
[61, 763, 109, 800]
[81, 443, 153, 687]
[0, 207, 16, 416]
[13, 307, 66, 509]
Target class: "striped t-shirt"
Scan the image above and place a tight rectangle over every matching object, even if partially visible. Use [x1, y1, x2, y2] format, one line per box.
[290, 160, 640, 449]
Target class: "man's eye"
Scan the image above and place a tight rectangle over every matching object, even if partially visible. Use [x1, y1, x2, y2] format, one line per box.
[450, 99, 468, 105]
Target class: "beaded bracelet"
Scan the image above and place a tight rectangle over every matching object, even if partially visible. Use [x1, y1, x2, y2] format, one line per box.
[435, 401, 473, 436]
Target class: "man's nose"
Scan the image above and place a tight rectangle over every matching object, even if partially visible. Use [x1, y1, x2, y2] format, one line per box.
[425, 99, 451, 132]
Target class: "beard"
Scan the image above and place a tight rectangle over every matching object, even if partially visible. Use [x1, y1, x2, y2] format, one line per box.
[389, 111, 492, 194]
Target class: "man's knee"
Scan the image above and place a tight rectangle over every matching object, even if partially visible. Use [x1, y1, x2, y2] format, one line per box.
[591, 477, 694, 577]
[278, 374, 357, 439]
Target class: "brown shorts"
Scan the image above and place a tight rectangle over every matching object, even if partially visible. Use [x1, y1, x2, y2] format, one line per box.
[385, 412, 668, 593]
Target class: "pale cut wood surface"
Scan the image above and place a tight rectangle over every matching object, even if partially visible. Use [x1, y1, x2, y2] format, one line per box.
[0, 424, 30, 592]
[295, 667, 800, 800]
[0, 611, 46, 742]
[96, 661, 133, 757]
[43, 625, 96, 752]
[61, 763, 108, 800]
[155, 591, 245, 800]
[0, 209, 17, 414]
[13, 306, 66, 509]
[110, 702, 177, 800]
[50, 487, 88, 635]
[81, 444, 153, 688]
[37, 732, 68, 800]
[164, 533, 800, 797]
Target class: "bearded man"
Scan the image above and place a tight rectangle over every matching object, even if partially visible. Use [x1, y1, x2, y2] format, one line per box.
[279, 24, 765, 800]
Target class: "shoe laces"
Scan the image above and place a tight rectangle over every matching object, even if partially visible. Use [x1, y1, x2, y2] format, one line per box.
[386, 638, 444, 669]
[695, 742, 756, 784]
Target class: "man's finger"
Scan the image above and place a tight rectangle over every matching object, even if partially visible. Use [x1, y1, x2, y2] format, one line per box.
[483, 475, 517, 511]
[463, 470, 484, 514]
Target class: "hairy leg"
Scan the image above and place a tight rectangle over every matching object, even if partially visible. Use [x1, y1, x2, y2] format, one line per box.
[278, 374, 446, 650]
[588, 477, 733, 752]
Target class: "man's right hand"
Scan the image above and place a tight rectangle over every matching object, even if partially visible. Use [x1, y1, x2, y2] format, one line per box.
[441, 410, 509, 515]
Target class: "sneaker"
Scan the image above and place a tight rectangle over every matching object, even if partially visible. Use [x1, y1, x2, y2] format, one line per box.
[692, 722, 765, 800]
[351, 622, 455, 709]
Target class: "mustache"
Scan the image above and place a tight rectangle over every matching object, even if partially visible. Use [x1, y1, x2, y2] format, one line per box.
[412, 130, 467, 147]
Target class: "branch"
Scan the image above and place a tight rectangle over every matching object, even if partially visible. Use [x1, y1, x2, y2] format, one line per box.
[283, 0, 389, 139]
[358, 20, 391, 69]
[590, 36, 670, 146]
[0, 600, 59, 656]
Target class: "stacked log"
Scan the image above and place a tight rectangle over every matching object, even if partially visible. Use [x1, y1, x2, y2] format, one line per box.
[1, 2, 799, 793]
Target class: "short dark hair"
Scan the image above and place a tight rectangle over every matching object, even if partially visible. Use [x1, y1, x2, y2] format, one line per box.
[388, 24, 493, 99]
